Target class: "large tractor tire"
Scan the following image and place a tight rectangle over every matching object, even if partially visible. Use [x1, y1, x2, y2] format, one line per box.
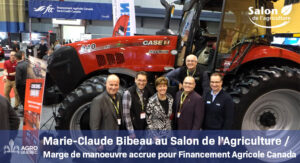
[56, 75, 107, 130]
[230, 66, 300, 130]
[228, 65, 300, 162]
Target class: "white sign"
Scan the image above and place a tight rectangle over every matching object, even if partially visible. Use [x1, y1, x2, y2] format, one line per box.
[112, 0, 136, 36]
[52, 18, 82, 25]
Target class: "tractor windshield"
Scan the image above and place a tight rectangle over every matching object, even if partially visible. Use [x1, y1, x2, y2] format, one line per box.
[214, 0, 266, 72]
[214, 0, 293, 72]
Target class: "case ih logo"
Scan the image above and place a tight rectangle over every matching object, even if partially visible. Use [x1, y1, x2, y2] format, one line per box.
[34, 5, 55, 14]
[143, 40, 170, 46]
[248, 5, 292, 28]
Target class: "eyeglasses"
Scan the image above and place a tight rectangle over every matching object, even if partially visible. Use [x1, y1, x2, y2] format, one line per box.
[137, 79, 147, 82]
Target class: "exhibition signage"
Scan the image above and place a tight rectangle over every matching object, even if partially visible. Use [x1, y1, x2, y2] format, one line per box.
[112, 15, 129, 36]
[29, 0, 112, 20]
[22, 56, 47, 162]
[1, 130, 299, 162]
[112, 0, 136, 36]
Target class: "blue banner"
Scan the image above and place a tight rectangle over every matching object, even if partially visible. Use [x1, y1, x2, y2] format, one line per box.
[0, 130, 300, 163]
[28, 0, 112, 20]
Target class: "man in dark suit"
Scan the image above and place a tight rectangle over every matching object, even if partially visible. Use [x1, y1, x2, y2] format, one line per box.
[37, 40, 48, 59]
[11, 41, 20, 52]
[90, 74, 124, 130]
[15, 51, 28, 107]
[203, 73, 234, 130]
[174, 76, 204, 130]
[166, 54, 209, 96]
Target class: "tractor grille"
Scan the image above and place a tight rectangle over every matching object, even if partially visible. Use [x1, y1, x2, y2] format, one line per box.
[106, 54, 116, 65]
[96, 55, 106, 67]
[115, 53, 125, 64]
[96, 53, 125, 67]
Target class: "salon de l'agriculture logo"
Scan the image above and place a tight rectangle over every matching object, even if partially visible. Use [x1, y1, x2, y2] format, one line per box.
[248, 4, 292, 28]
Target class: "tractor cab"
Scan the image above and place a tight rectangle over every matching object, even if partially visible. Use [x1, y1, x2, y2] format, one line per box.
[173, 0, 300, 132]
[175, 0, 298, 75]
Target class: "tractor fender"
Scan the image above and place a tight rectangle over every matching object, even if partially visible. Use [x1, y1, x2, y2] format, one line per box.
[108, 68, 137, 78]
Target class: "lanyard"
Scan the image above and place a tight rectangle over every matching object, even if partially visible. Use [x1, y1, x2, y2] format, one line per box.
[179, 92, 188, 112]
[186, 69, 196, 77]
[109, 98, 120, 116]
[136, 90, 144, 111]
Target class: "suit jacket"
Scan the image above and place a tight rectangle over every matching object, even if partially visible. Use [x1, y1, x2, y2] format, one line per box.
[174, 90, 204, 130]
[0, 95, 20, 151]
[0, 95, 20, 130]
[16, 60, 28, 87]
[89, 91, 124, 130]
[146, 93, 173, 138]
[203, 90, 234, 130]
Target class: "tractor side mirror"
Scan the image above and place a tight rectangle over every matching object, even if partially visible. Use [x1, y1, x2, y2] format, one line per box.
[156, 0, 175, 35]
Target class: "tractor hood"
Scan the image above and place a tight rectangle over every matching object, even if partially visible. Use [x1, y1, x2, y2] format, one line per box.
[48, 35, 178, 94]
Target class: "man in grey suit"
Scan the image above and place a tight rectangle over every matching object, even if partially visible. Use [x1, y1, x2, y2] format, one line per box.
[90, 74, 124, 152]
[90, 74, 124, 130]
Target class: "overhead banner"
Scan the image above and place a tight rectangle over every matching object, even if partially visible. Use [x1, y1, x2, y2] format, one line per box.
[29, 0, 112, 20]
[112, 0, 136, 36]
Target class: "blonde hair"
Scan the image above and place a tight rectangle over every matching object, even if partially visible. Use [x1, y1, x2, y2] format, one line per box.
[155, 76, 168, 87]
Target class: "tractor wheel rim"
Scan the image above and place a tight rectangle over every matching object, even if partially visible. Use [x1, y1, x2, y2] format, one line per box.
[69, 102, 96, 152]
[69, 102, 90, 130]
[242, 89, 300, 130]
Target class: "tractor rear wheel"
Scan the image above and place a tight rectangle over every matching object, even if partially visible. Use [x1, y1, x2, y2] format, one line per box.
[230, 66, 300, 130]
[229, 65, 300, 162]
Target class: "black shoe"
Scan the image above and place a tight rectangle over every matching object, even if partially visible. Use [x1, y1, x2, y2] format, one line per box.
[13, 107, 18, 111]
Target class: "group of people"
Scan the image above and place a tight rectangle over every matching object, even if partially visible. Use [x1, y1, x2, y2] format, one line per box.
[89, 54, 235, 141]
[3, 39, 54, 112]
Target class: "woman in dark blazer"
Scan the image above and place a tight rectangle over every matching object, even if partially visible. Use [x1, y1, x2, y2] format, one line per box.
[146, 77, 173, 139]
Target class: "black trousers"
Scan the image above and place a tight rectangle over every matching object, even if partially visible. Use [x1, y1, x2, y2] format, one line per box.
[16, 85, 26, 106]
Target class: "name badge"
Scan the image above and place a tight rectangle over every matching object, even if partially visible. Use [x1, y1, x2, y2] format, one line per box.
[140, 112, 146, 119]
[206, 101, 211, 104]
[117, 118, 121, 125]
[177, 112, 181, 118]
[216, 103, 221, 106]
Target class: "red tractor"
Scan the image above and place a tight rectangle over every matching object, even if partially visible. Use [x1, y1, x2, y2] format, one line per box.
[0, 46, 4, 60]
[46, 0, 300, 132]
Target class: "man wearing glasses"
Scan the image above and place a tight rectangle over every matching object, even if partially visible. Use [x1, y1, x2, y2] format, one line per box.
[166, 54, 209, 96]
[203, 73, 234, 130]
[122, 71, 153, 138]
[173, 76, 204, 130]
